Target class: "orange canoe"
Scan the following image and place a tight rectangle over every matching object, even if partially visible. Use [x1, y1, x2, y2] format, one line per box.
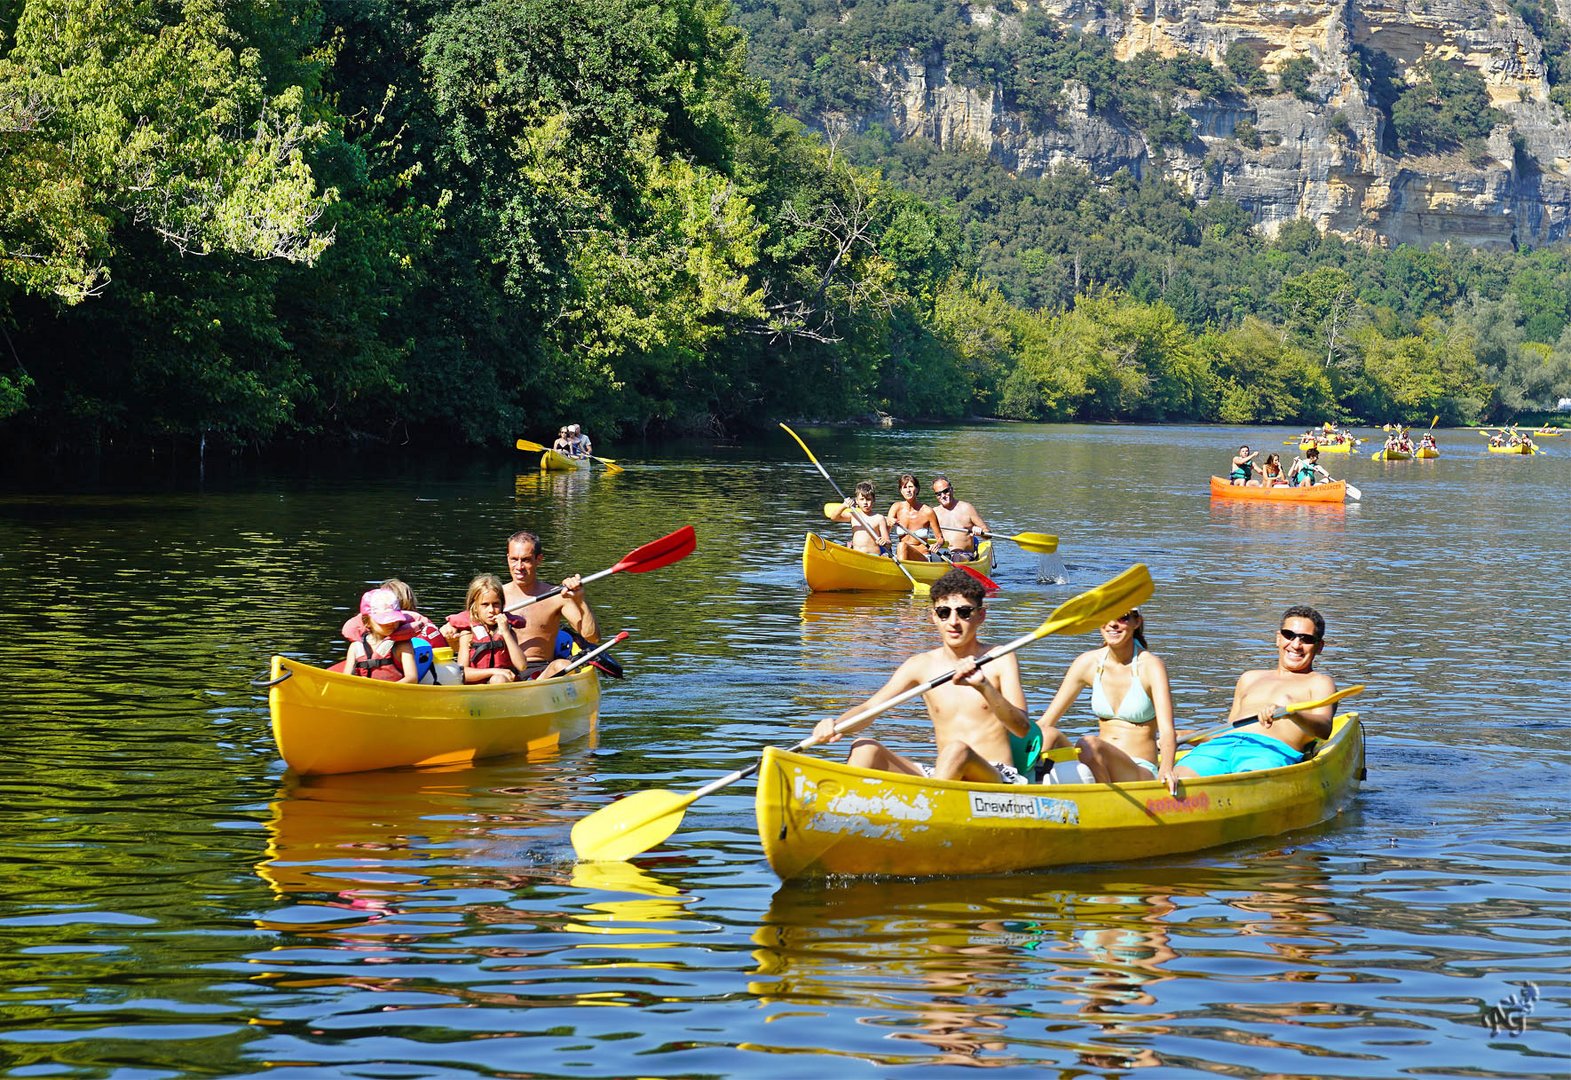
[1209, 476, 1346, 503]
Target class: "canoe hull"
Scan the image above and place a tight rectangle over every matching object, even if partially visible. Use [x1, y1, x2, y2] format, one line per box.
[802, 532, 994, 592]
[267, 656, 599, 775]
[1413, 447, 1439, 459]
[540, 449, 589, 471]
[757, 715, 1363, 880]
[1487, 444, 1534, 454]
[1371, 449, 1412, 461]
[1299, 441, 1352, 453]
[1209, 476, 1345, 503]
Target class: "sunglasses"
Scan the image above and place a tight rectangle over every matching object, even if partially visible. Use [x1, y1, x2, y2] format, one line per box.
[1106, 611, 1139, 625]
[1278, 628, 1321, 645]
[933, 604, 977, 621]
[934, 486, 954, 497]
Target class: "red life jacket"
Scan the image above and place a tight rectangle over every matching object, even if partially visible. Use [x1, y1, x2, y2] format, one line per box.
[465, 626, 514, 671]
[351, 632, 405, 681]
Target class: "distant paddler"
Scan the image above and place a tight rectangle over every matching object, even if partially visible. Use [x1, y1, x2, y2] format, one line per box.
[1228, 444, 1260, 486]
[930, 474, 988, 561]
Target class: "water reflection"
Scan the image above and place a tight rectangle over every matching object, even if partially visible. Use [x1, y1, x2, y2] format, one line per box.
[744, 854, 1363, 1070]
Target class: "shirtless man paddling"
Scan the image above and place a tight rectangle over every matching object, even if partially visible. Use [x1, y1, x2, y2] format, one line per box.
[495, 530, 599, 678]
[1176, 605, 1335, 778]
[930, 474, 988, 561]
[804, 570, 1032, 784]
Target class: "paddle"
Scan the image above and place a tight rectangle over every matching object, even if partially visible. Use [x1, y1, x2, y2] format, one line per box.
[570, 562, 1155, 862]
[781, 423, 928, 595]
[515, 437, 624, 474]
[1177, 684, 1365, 747]
[551, 631, 629, 678]
[504, 526, 696, 614]
[818, 504, 1001, 591]
[938, 522, 1060, 554]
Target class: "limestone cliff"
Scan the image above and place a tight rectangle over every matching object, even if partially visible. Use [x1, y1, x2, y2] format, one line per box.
[841, 0, 1571, 249]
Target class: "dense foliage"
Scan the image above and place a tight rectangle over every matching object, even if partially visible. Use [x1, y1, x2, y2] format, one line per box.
[1, 0, 1569, 456]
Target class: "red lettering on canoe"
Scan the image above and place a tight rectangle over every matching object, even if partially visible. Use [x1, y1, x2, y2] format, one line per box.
[1144, 792, 1211, 815]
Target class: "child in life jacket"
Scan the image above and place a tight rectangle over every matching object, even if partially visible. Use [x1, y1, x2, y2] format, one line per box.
[458, 574, 530, 683]
[345, 587, 420, 682]
[339, 578, 449, 677]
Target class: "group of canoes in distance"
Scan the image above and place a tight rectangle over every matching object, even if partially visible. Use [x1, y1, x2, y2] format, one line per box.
[1296, 423, 1360, 449]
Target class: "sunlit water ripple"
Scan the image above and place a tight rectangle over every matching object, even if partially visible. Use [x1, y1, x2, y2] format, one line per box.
[0, 424, 1564, 1077]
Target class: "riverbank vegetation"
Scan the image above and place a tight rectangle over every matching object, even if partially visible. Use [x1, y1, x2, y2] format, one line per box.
[2, 0, 1569, 454]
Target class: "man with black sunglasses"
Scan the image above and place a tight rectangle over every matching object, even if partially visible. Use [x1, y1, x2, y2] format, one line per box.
[804, 570, 1033, 784]
[931, 474, 989, 561]
[1175, 605, 1337, 778]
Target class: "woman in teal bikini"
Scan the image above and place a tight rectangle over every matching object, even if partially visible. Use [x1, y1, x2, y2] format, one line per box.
[1033, 609, 1179, 794]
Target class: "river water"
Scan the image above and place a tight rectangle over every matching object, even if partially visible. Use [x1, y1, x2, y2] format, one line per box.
[0, 424, 1565, 1077]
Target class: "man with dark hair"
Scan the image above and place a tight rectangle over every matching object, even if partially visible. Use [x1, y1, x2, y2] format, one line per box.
[439, 530, 598, 678]
[804, 569, 1032, 783]
[1176, 605, 1336, 778]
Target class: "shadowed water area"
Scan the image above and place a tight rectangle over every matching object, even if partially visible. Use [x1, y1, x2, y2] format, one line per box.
[0, 424, 1565, 1077]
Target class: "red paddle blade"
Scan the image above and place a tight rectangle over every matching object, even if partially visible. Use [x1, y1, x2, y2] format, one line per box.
[954, 560, 1001, 592]
[610, 525, 696, 573]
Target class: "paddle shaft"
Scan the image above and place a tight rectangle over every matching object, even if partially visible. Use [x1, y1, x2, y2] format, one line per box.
[551, 631, 627, 678]
[503, 525, 696, 613]
[1180, 684, 1365, 746]
[504, 565, 612, 613]
[939, 524, 1059, 553]
[685, 625, 1046, 800]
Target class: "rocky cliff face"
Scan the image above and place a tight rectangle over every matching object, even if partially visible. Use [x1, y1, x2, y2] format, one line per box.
[858, 0, 1571, 249]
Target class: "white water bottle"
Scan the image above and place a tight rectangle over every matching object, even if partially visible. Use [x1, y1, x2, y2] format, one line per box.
[432, 646, 462, 686]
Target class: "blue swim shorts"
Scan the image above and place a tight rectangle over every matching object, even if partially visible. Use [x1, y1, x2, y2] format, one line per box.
[1178, 731, 1304, 777]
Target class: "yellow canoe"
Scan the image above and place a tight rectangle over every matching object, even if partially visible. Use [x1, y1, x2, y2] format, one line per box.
[1300, 440, 1353, 453]
[802, 532, 994, 592]
[1487, 443, 1535, 454]
[540, 449, 589, 471]
[756, 714, 1364, 880]
[1371, 448, 1412, 460]
[1413, 446, 1439, 459]
[265, 656, 600, 776]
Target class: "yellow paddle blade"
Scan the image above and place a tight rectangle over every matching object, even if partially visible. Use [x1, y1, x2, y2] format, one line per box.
[1004, 531, 1058, 553]
[1029, 563, 1152, 640]
[516, 438, 547, 453]
[571, 788, 696, 862]
[823, 501, 847, 519]
[596, 456, 624, 474]
[1291, 684, 1364, 712]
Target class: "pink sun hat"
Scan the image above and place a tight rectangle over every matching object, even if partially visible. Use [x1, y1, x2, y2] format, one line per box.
[360, 587, 413, 626]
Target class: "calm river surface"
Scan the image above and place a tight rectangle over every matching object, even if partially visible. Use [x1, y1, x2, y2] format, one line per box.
[0, 424, 1565, 1078]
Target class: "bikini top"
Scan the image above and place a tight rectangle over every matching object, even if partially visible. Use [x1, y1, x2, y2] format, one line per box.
[1091, 645, 1156, 725]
